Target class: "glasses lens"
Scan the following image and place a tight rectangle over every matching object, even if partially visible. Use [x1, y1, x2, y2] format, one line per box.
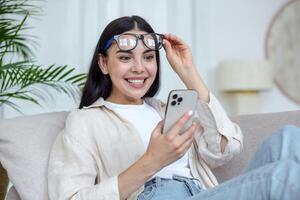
[116, 34, 137, 51]
[143, 33, 163, 50]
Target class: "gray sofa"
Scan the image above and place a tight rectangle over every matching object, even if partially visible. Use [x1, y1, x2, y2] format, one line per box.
[1, 110, 300, 200]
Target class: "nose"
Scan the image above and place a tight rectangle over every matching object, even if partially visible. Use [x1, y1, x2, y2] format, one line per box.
[130, 42, 148, 73]
[131, 58, 146, 73]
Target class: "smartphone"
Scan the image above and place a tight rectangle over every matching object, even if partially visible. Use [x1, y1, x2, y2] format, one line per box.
[163, 89, 198, 135]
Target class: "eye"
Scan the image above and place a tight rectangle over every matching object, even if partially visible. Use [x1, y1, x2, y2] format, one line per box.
[144, 54, 155, 61]
[119, 55, 131, 61]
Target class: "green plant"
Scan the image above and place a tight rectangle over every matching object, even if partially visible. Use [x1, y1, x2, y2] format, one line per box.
[0, 0, 86, 113]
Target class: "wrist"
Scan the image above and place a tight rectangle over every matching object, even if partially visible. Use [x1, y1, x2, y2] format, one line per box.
[179, 66, 198, 81]
[141, 152, 161, 175]
[181, 68, 210, 103]
[117, 153, 161, 199]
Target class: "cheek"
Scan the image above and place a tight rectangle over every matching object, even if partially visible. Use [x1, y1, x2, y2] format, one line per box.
[148, 62, 158, 77]
[107, 60, 126, 76]
[144, 58, 158, 75]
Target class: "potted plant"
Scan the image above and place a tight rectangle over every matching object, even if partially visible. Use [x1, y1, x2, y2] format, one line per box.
[0, 0, 86, 197]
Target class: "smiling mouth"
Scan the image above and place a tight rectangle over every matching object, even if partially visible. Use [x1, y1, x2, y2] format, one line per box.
[125, 79, 145, 84]
[125, 78, 147, 88]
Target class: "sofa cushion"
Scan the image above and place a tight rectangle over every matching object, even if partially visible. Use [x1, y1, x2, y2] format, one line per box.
[0, 111, 69, 200]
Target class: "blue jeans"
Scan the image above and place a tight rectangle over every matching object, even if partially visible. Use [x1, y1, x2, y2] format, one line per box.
[137, 125, 300, 200]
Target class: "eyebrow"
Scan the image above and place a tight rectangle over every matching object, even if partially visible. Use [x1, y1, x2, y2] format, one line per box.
[116, 49, 155, 54]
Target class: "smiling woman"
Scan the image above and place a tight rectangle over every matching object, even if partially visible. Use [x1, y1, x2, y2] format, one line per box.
[47, 15, 243, 200]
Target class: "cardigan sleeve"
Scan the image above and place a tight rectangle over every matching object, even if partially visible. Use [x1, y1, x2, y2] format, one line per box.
[194, 92, 243, 169]
[48, 112, 120, 200]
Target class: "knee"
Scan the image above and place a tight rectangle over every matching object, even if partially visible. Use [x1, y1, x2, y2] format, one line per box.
[278, 125, 300, 138]
[267, 160, 300, 197]
[271, 160, 300, 180]
[264, 125, 300, 146]
[274, 160, 298, 171]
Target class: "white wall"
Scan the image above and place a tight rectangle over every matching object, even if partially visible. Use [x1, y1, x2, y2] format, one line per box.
[3, 0, 300, 118]
[201, 0, 300, 114]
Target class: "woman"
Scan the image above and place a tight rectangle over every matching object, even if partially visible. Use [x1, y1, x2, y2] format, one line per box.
[48, 16, 300, 200]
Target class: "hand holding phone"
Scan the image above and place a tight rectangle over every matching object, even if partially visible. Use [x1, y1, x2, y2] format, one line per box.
[163, 89, 198, 134]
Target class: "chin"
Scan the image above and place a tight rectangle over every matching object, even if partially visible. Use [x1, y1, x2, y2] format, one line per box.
[124, 89, 148, 101]
[123, 84, 152, 97]
[128, 91, 147, 100]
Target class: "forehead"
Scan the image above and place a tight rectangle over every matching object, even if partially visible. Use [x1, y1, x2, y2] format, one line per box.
[122, 29, 148, 35]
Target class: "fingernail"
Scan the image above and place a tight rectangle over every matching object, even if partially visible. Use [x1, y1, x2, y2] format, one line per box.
[188, 110, 193, 116]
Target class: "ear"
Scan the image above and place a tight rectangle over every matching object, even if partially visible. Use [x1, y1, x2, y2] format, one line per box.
[98, 54, 109, 75]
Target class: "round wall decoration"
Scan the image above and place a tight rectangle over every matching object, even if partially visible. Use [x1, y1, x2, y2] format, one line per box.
[265, 0, 300, 104]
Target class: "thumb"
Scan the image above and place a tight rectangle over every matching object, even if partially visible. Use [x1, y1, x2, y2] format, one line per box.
[152, 120, 164, 137]
[163, 39, 173, 56]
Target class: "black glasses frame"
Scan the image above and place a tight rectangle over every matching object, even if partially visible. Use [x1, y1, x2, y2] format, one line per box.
[112, 33, 164, 51]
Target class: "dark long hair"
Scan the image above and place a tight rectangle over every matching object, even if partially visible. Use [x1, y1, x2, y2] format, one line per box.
[79, 16, 161, 109]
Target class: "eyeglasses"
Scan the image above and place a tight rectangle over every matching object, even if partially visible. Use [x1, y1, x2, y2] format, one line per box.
[102, 33, 164, 52]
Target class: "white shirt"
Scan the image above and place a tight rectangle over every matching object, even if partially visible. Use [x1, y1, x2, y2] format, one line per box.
[105, 100, 193, 179]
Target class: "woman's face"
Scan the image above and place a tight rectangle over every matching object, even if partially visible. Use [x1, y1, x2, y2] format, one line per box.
[99, 30, 158, 105]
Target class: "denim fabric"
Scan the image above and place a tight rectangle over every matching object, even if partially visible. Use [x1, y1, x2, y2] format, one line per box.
[138, 125, 300, 200]
[137, 175, 202, 200]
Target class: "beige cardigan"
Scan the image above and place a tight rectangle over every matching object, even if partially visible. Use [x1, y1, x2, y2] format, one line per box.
[48, 93, 243, 200]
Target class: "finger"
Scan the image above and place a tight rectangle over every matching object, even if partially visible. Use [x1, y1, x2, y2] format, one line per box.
[171, 122, 196, 152]
[152, 120, 164, 138]
[164, 34, 189, 54]
[163, 39, 173, 55]
[164, 33, 186, 46]
[178, 124, 198, 150]
[167, 110, 194, 138]
[177, 134, 195, 157]
[174, 122, 197, 145]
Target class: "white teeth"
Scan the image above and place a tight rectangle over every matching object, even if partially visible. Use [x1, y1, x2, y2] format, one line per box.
[127, 79, 144, 83]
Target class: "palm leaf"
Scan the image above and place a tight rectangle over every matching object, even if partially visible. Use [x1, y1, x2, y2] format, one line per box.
[0, 0, 39, 15]
[0, 98, 22, 113]
[0, 13, 33, 61]
[0, 0, 39, 61]
[0, 62, 86, 111]
[0, 0, 87, 113]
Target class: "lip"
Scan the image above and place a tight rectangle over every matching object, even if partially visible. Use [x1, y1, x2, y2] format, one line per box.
[124, 78, 147, 89]
[125, 77, 148, 80]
